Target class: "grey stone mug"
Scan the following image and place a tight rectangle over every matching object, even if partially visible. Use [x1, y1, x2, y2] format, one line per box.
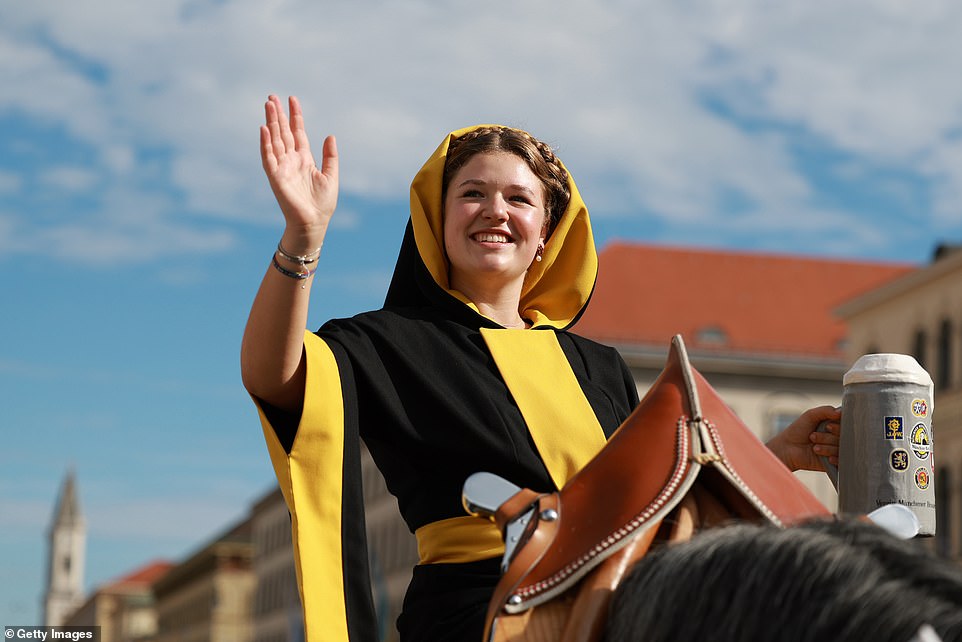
[820, 353, 936, 536]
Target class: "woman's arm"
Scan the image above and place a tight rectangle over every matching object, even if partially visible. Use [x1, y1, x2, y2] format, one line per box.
[240, 95, 338, 414]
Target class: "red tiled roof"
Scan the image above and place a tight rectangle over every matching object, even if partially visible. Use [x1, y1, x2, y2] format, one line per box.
[573, 242, 915, 359]
[107, 560, 174, 590]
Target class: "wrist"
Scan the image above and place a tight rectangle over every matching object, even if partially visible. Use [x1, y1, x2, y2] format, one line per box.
[271, 253, 316, 289]
[276, 240, 321, 266]
[765, 433, 791, 470]
[280, 223, 327, 256]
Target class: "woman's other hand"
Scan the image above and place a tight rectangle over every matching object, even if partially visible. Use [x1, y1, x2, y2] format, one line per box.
[766, 405, 841, 473]
[260, 95, 338, 247]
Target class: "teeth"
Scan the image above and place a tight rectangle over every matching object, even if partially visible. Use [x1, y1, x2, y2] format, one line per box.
[475, 233, 510, 243]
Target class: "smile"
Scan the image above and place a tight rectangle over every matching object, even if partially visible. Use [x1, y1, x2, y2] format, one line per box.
[473, 232, 512, 243]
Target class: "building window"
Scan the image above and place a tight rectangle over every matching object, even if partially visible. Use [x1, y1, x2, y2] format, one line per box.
[937, 319, 952, 390]
[769, 412, 798, 440]
[913, 329, 928, 371]
[695, 326, 728, 347]
[936, 466, 951, 557]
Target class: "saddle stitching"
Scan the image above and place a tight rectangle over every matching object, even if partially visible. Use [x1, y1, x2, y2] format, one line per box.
[509, 415, 692, 603]
[703, 420, 782, 527]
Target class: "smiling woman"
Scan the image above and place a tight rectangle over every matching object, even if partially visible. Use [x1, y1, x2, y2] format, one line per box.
[239, 96, 841, 642]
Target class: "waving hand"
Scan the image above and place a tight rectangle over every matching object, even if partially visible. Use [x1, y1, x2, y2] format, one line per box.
[260, 95, 338, 244]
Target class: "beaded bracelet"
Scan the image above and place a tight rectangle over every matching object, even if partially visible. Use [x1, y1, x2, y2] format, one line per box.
[272, 254, 316, 288]
[277, 240, 321, 266]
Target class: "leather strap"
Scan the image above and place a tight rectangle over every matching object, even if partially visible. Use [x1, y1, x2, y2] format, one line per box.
[495, 489, 543, 535]
[483, 493, 562, 642]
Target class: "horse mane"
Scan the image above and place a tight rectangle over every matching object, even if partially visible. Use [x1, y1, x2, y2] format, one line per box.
[605, 518, 962, 642]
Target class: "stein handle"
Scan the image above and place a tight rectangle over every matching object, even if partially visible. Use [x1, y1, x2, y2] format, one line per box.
[816, 419, 839, 491]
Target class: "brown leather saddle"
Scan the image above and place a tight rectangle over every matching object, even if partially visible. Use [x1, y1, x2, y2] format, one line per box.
[462, 335, 832, 642]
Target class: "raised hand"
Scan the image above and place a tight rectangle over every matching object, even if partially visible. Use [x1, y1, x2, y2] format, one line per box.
[260, 95, 338, 249]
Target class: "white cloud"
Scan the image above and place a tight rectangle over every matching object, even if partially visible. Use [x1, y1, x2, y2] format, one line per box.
[323, 204, 361, 230]
[923, 138, 962, 224]
[2, 0, 962, 264]
[0, 498, 50, 532]
[0, 171, 22, 194]
[39, 166, 99, 192]
[314, 268, 393, 297]
[703, 1, 962, 158]
[102, 145, 136, 175]
[0, 489, 256, 547]
[0, 357, 61, 379]
[85, 495, 247, 541]
[13, 213, 236, 265]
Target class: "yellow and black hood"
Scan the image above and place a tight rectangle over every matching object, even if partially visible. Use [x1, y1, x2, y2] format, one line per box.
[384, 124, 598, 330]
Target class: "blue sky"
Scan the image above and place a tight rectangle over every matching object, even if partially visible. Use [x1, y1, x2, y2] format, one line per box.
[4, 0, 962, 625]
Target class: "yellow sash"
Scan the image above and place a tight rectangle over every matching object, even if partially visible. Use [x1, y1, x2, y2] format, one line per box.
[481, 328, 607, 489]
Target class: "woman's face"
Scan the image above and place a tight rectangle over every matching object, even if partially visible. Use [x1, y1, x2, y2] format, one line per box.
[443, 151, 547, 295]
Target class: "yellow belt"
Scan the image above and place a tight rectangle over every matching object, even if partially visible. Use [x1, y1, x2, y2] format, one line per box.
[415, 516, 505, 564]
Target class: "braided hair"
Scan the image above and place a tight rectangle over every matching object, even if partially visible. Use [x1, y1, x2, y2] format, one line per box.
[442, 126, 571, 238]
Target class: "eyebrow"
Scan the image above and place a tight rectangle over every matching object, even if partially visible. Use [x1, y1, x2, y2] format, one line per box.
[456, 179, 536, 195]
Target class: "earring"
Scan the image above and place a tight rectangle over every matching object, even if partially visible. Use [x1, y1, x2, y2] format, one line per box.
[535, 242, 545, 262]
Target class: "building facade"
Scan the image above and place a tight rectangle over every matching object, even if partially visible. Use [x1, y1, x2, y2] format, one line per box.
[360, 444, 419, 642]
[63, 561, 172, 642]
[247, 449, 418, 642]
[153, 519, 254, 642]
[838, 245, 962, 557]
[250, 488, 302, 642]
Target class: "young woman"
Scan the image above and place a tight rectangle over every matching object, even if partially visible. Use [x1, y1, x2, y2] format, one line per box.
[241, 95, 840, 642]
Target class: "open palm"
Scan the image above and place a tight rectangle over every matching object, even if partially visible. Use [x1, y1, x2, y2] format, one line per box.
[260, 95, 338, 236]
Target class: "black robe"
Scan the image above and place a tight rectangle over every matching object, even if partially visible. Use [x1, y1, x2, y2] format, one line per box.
[254, 126, 639, 642]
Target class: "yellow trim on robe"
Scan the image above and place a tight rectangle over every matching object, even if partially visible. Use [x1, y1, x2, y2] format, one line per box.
[415, 516, 505, 564]
[255, 331, 349, 642]
[481, 328, 607, 489]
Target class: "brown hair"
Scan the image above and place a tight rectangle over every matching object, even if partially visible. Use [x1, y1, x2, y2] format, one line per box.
[442, 126, 571, 238]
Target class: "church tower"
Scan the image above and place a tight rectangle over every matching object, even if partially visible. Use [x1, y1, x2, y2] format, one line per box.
[42, 470, 86, 626]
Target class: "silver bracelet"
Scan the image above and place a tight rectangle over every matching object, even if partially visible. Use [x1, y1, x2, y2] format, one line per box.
[276, 240, 321, 266]
[272, 254, 316, 289]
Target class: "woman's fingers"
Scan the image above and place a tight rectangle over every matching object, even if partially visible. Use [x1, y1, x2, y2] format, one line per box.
[263, 96, 306, 175]
[289, 96, 313, 155]
[264, 96, 286, 156]
[810, 419, 840, 465]
[810, 419, 840, 447]
[275, 95, 296, 154]
[259, 124, 277, 174]
[264, 95, 319, 173]
[264, 95, 299, 157]
[317, 135, 338, 183]
[810, 421, 839, 443]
